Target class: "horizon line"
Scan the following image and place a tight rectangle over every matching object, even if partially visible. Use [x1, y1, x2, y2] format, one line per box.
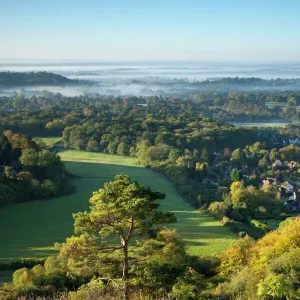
[1, 58, 300, 64]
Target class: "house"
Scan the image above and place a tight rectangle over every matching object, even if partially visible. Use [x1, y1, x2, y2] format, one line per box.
[134, 103, 148, 109]
[3, 106, 15, 113]
[0, 161, 21, 176]
[280, 181, 294, 192]
[289, 138, 300, 145]
[263, 178, 276, 186]
[272, 160, 283, 168]
[288, 161, 297, 170]
[202, 178, 220, 185]
[282, 139, 289, 145]
[284, 191, 300, 211]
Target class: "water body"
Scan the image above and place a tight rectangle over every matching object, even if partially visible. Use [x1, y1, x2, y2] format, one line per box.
[1, 60, 300, 96]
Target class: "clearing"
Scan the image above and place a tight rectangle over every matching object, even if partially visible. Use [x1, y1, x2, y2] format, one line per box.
[0, 150, 236, 263]
[34, 136, 62, 146]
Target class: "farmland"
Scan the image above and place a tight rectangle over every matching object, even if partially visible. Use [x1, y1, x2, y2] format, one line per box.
[0, 150, 236, 263]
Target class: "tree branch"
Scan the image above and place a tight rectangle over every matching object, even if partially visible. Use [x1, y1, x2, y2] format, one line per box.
[127, 217, 135, 241]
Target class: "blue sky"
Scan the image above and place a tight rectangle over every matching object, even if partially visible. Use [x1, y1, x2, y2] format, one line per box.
[1, 0, 300, 61]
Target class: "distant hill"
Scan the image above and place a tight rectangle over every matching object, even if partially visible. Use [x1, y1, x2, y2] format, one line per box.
[0, 71, 88, 87]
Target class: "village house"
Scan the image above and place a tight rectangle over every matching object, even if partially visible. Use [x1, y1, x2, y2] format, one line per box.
[288, 161, 297, 169]
[202, 178, 220, 186]
[282, 138, 300, 145]
[0, 161, 21, 176]
[289, 138, 300, 145]
[133, 103, 148, 109]
[262, 178, 277, 186]
[272, 160, 283, 168]
[284, 191, 300, 211]
[280, 181, 294, 193]
[4, 107, 16, 113]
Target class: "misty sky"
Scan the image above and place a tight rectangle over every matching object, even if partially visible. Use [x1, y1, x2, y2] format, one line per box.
[1, 0, 300, 61]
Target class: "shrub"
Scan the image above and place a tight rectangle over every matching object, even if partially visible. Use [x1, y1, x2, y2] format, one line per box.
[171, 281, 196, 300]
[222, 216, 231, 225]
[208, 201, 230, 219]
[230, 210, 244, 222]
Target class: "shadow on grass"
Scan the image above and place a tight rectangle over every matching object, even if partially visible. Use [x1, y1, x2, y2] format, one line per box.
[2, 247, 57, 261]
[0, 270, 14, 283]
[184, 240, 208, 246]
[65, 161, 157, 180]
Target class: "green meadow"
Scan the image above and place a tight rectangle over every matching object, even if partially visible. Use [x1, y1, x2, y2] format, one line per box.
[33, 136, 62, 146]
[0, 150, 236, 263]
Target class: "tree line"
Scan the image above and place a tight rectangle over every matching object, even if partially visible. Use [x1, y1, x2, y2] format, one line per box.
[0, 130, 69, 205]
[0, 72, 85, 87]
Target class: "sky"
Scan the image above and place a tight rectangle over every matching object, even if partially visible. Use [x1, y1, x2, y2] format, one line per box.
[1, 0, 300, 61]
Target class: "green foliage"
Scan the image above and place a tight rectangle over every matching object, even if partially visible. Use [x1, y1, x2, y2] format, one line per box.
[218, 235, 255, 276]
[257, 273, 296, 299]
[0, 134, 12, 164]
[171, 281, 196, 300]
[208, 202, 230, 219]
[68, 278, 113, 300]
[218, 218, 300, 299]
[0, 259, 46, 271]
[0, 71, 79, 87]
[230, 168, 243, 182]
[0, 131, 68, 206]
[58, 175, 176, 299]
[200, 147, 212, 163]
[231, 148, 246, 163]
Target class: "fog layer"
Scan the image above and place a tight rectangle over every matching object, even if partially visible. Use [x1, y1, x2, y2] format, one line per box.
[1, 60, 300, 96]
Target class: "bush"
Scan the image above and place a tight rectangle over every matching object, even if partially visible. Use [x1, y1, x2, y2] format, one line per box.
[171, 281, 196, 299]
[192, 256, 220, 277]
[208, 201, 230, 219]
[222, 216, 231, 225]
[238, 231, 247, 238]
[230, 210, 244, 222]
[68, 278, 116, 300]
[0, 258, 46, 271]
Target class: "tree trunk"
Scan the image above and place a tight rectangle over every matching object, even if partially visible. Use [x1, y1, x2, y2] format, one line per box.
[122, 239, 129, 300]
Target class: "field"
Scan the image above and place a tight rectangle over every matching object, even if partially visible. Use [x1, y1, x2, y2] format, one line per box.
[0, 150, 236, 264]
[33, 136, 62, 146]
[231, 122, 289, 127]
[0, 271, 14, 283]
[59, 149, 137, 166]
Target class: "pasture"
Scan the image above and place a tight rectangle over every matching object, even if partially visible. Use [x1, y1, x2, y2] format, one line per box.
[0, 150, 236, 263]
[33, 136, 62, 146]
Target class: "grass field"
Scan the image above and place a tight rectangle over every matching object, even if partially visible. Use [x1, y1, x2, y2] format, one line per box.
[34, 137, 62, 146]
[0, 150, 236, 264]
[59, 149, 137, 166]
[0, 271, 14, 283]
